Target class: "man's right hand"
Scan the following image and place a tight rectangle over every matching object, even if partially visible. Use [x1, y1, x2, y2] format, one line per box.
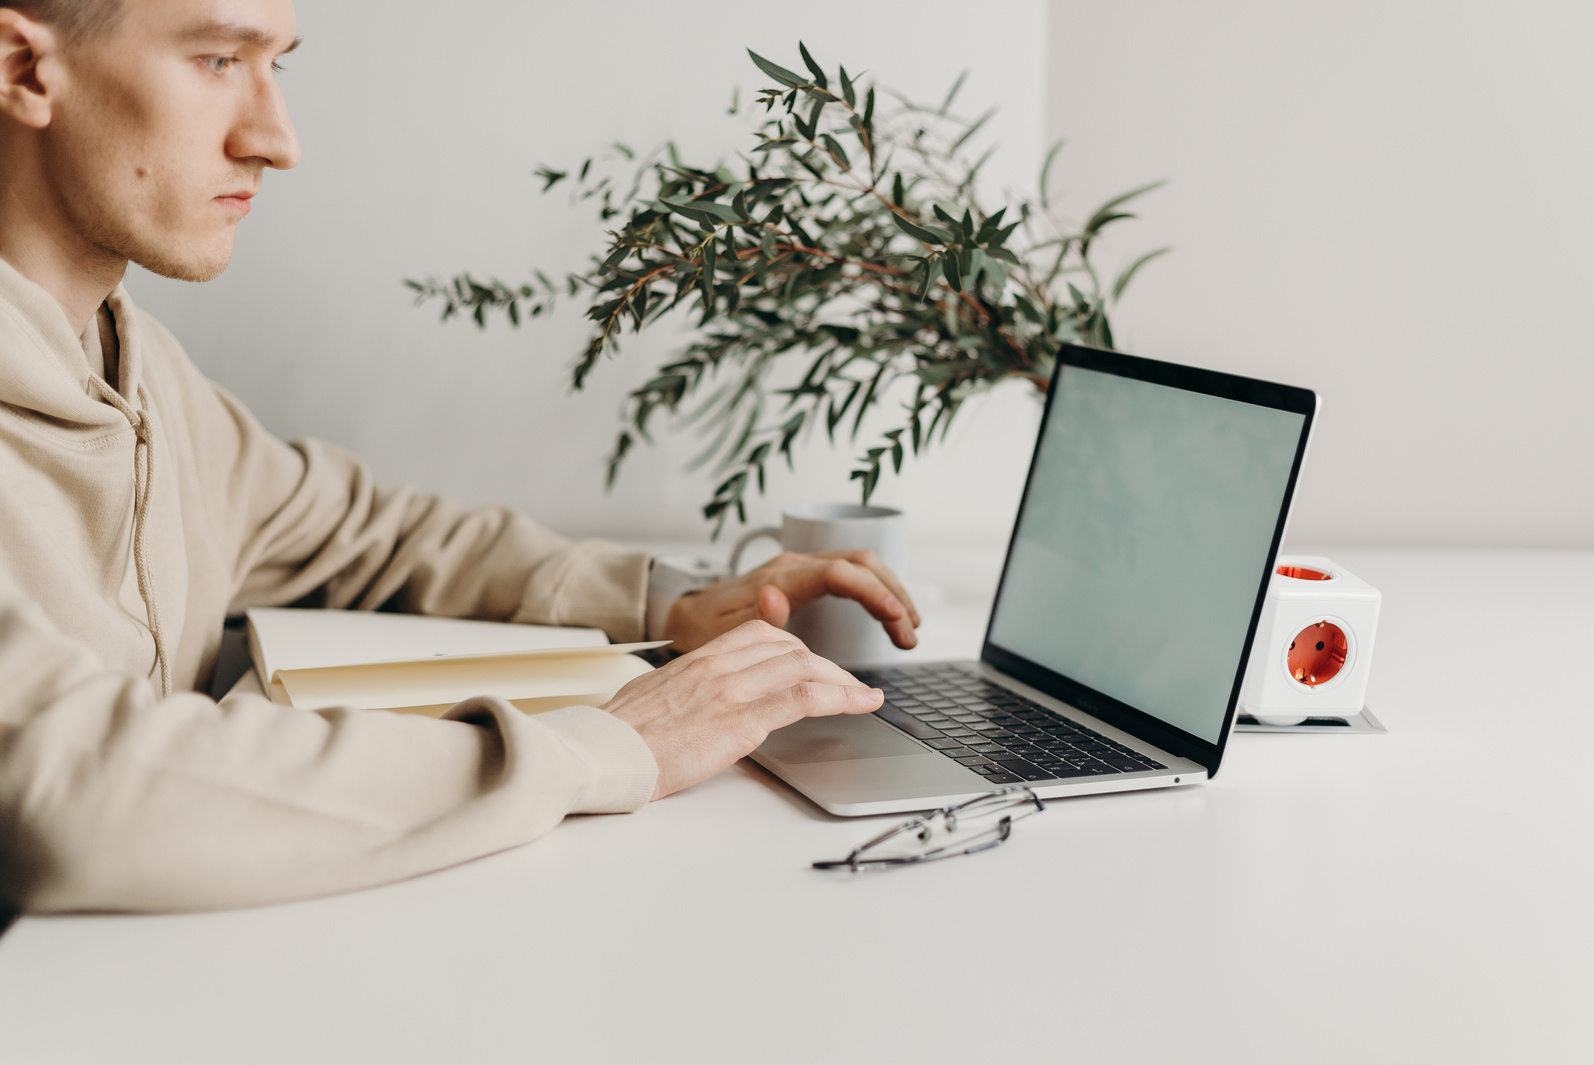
[602, 620, 884, 800]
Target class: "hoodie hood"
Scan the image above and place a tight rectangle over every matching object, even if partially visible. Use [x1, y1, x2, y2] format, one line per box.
[0, 255, 146, 429]
[0, 255, 170, 693]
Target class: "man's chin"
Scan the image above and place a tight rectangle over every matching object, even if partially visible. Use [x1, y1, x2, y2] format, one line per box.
[121, 230, 236, 283]
[135, 249, 233, 283]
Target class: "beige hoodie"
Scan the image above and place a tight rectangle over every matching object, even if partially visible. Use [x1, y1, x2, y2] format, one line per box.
[0, 258, 659, 913]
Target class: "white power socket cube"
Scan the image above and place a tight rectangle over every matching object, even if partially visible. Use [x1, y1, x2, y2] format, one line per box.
[1237, 554, 1381, 724]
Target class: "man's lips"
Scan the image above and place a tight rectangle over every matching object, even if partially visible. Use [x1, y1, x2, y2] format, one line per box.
[215, 190, 256, 215]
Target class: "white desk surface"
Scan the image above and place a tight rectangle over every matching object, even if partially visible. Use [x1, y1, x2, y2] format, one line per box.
[2, 548, 1590, 1064]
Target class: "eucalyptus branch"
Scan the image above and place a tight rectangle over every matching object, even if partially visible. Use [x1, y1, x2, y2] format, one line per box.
[408, 42, 1168, 535]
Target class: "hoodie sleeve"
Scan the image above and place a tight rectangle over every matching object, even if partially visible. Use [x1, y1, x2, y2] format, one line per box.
[151, 328, 651, 640]
[0, 577, 658, 913]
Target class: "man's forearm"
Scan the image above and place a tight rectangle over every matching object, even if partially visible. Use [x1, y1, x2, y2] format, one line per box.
[0, 591, 656, 913]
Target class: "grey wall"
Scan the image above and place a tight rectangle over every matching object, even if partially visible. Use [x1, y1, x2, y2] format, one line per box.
[1047, 0, 1594, 547]
[125, 0, 1049, 548]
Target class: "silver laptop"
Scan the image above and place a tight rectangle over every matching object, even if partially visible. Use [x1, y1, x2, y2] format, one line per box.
[752, 343, 1318, 816]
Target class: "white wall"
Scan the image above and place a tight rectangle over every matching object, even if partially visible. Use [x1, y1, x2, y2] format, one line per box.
[1047, 0, 1594, 548]
[126, 0, 1049, 549]
[132, 0, 1586, 552]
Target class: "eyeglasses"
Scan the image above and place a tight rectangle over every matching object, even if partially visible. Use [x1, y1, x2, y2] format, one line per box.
[813, 786, 1047, 872]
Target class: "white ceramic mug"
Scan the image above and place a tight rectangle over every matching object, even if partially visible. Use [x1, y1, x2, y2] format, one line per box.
[728, 502, 907, 667]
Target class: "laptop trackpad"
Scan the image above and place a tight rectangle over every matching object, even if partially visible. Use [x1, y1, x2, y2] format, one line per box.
[759, 713, 929, 764]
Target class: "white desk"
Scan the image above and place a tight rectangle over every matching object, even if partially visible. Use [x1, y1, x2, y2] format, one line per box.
[2, 549, 1590, 1064]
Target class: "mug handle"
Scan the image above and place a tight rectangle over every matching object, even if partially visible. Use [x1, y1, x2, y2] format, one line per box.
[728, 527, 782, 577]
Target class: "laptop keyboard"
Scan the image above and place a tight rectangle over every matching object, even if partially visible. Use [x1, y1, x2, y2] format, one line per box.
[853, 664, 1166, 785]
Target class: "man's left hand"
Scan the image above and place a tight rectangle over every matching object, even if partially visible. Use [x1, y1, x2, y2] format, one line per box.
[663, 550, 920, 654]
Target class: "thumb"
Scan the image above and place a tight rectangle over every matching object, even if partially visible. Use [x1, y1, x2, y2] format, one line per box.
[757, 583, 792, 629]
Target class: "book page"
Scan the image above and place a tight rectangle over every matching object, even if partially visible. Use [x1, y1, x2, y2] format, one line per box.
[274, 648, 655, 714]
[246, 607, 611, 681]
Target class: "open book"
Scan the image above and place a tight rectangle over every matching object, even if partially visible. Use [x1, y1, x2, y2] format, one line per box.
[245, 607, 667, 717]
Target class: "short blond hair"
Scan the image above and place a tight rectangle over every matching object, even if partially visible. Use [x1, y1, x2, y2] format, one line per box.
[2, 0, 125, 41]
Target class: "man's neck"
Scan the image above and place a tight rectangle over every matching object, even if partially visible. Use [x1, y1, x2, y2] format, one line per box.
[0, 139, 127, 336]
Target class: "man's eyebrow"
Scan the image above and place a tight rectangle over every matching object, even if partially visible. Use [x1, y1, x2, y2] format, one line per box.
[178, 21, 303, 55]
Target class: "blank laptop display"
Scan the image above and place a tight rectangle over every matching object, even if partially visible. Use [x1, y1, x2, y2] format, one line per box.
[986, 363, 1307, 744]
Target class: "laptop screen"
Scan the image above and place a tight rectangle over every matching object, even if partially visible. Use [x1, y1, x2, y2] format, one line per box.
[985, 356, 1310, 747]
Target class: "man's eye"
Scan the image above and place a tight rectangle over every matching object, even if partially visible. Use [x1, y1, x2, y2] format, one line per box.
[202, 56, 236, 74]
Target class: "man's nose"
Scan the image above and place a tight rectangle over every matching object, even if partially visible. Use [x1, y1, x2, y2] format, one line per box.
[228, 73, 301, 171]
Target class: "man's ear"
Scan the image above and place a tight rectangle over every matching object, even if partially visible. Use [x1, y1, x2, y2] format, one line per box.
[0, 9, 59, 130]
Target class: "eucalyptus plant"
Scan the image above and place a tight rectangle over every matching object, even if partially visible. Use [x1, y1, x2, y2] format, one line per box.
[407, 44, 1166, 534]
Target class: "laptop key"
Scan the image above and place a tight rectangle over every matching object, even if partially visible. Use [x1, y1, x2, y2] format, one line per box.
[982, 771, 1022, 785]
[969, 742, 1007, 755]
[925, 738, 968, 751]
[875, 704, 943, 740]
[993, 759, 1055, 781]
[1046, 766, 1102, 779]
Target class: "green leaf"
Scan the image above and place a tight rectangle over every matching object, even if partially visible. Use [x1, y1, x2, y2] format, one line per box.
[747, 49, 807, 88]
[892, 212, 952, 245]
[941, 249, 962, 291]
[1082, 210, 1136, 236]
[862, 85, 874, 127]
[828, 379, 862, 439]
[819, 133, 851, 170]
[534, 165, 567, 192]
[1083, 180, 1165, 233]
[1038, 140, 1065, 208]
[798, 42, 828, 89]
[851, 362, 888, 439]
[939, 70, 968, 115]
[658, 196, 740, 224]
[839, 65, 856, 108]
[949, 106, 994, 154]
[604, 432, 633, 489]
[975, 206, 1007, 243]
[1111, 246, 1171, 302]
[891, 172, 904, 207]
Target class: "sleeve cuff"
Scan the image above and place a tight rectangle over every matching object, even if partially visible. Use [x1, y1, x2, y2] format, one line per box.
[530, 704, 657, 813]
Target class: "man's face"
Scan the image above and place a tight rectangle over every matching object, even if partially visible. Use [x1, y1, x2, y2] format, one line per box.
[43, 0, 300, 281]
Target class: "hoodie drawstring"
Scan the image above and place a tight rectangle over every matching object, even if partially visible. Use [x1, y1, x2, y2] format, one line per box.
[87, 377, 172, 697]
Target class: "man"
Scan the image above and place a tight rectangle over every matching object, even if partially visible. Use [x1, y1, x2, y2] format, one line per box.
[0, 0, 919, 913]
